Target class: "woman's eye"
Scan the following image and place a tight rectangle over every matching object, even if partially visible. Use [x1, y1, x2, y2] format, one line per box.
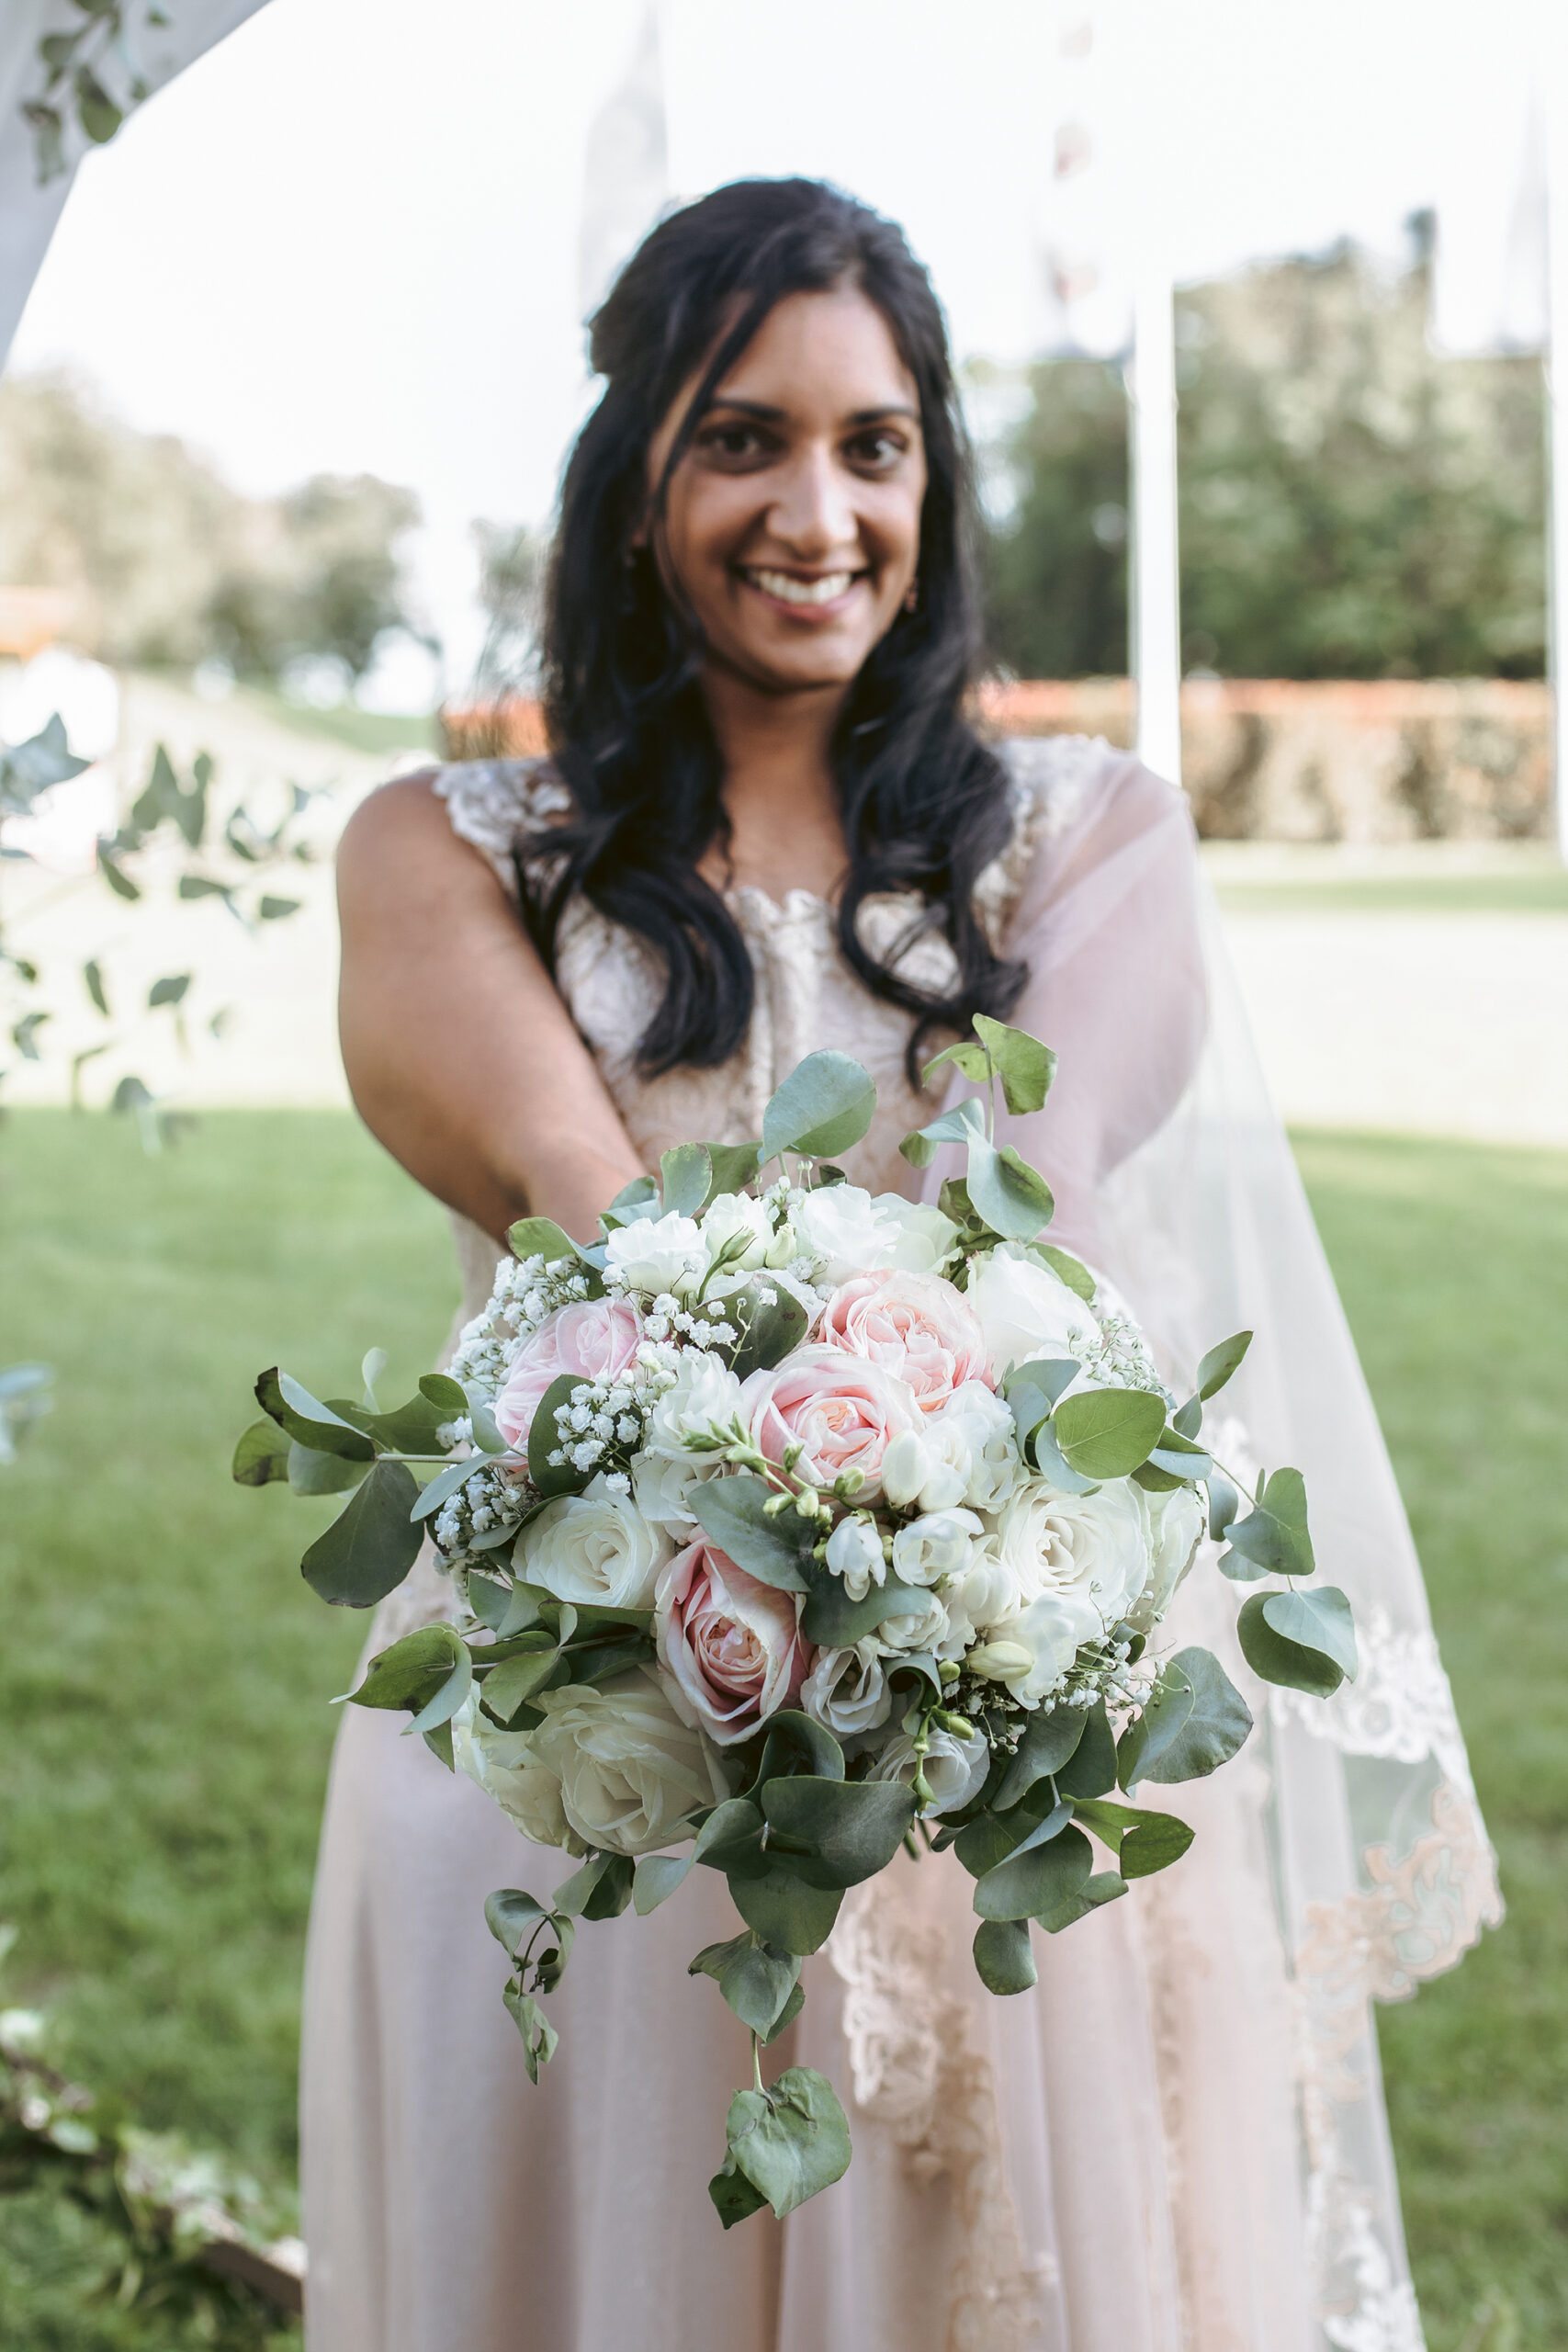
[695, 424, 770, 464]
[846, 430, 907, 469]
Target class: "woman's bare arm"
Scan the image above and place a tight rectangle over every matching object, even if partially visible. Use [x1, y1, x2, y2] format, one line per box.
[336, 775, 647, 1243]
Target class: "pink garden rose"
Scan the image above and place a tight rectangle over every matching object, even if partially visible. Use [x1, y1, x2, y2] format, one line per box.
[818, 1269, 992, 1415]
[493, 1298, 643, 1452]
[740, 1344, 919, 1498]
[655, 1538, 812, 1746]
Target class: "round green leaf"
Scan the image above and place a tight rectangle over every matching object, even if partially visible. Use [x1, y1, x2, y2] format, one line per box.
[300, 1458, 423, 1607]
[973, 1917, 1038, 1995]
[760, 1777, 916, 1890]
[1052, 1385, 1167, 1478]
[761, 1052, 877, 1163]
[1236, 1592, 1350, 1697]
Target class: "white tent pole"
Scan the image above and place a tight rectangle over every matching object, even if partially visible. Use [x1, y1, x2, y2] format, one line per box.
[1546, 22, 1568, 865]
[1129, 263, 1182, 785]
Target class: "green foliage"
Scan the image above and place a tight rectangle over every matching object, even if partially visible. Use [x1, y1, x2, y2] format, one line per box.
[711, 2069, 852, 2225]
[1117, 1647, 1253, 1789]
[978, 243, 1547, 681]
[761, 1051, 877, 1164]
[1051, 1385, 1167, 1479]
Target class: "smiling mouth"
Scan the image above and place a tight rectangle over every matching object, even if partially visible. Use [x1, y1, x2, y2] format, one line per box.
[741, 566, 864, 607]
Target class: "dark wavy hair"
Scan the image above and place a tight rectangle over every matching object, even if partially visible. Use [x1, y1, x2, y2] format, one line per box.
[529, 175, 1024, 1084]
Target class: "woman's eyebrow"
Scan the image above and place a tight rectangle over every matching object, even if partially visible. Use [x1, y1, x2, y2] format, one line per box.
[704, 395, 921, 425]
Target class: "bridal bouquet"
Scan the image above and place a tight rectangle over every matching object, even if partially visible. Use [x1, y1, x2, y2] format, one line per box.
[235, 1021, 1356, 2225]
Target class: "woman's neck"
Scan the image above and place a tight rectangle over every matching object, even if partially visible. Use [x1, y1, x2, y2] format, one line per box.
[697, 663, 850, 904]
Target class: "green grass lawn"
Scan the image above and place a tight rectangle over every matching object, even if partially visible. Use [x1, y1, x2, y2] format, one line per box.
[0, 1112, 1562, 2347]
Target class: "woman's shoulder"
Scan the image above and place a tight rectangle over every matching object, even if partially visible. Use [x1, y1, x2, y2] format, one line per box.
[977, 732, 1191, 938]
[433, 754, 574, 898]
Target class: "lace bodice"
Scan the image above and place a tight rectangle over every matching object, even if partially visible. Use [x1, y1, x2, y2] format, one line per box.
[434, 737, 1102, 1313]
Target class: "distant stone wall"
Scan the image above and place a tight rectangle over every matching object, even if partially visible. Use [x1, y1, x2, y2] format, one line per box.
[976, 677, 1552, 842]
[444, 680, 1554, 842]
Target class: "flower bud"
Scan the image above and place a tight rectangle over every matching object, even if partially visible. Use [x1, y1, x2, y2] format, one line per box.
[966, 1639, 1034, 1682]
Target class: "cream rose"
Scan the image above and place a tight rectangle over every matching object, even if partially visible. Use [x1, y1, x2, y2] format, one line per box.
[525, 1669, 728, 1856]
[819, 1268, 991, 1416]
[993, 1476, 1153, 1627]
[799, 1639, 894, 1738]
[524, 1472, 670, 1610]
[655, 1537, 812, 1746]
[645, 1350, 745, 1458]
[966, 1246, 1101, 1384]
[891, 1507, 983, 1588]
[493, 1296, 642, 1452]
[740, 1345, 919, 1497]
[1127, 1486, 1205, 1634]
[603, 1210, 707, 1297]
[451, 1692, 584, 1855]
[823, 1513, 886, 1603]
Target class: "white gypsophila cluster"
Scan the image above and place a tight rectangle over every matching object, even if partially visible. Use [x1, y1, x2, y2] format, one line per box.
[1071, 1308, 1170, 1402]
[447, 1252, 593, 1395]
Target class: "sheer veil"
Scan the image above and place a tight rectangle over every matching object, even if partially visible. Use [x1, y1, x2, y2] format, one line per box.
[921, 737, 1502, 2336]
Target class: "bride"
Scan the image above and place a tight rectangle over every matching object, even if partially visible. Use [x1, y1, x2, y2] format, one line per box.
[304, 178, 1497, 2351]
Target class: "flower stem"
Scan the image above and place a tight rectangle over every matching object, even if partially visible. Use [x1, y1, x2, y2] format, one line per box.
[751, 2032, 763, 2095]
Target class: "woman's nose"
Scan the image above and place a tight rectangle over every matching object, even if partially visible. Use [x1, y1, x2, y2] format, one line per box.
[766, 443, 858, 559]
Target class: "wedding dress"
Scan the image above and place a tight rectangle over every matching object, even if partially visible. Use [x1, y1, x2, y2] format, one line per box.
[300, 736, 1498, 2352]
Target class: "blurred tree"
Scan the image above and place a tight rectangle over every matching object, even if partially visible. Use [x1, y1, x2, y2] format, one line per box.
[469, 519, 546, 697]
[979, 243, 1548, 680]
[0, 373, 423, 684]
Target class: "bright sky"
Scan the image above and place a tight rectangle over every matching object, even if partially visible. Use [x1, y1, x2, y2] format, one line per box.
[6, 0, 1548, 694]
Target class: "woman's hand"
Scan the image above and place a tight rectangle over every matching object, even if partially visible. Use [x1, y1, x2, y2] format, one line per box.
[336, 775, 648, 1243]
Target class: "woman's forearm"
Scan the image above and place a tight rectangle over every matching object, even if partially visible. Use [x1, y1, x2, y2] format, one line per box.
[336, 776, 648, 1243]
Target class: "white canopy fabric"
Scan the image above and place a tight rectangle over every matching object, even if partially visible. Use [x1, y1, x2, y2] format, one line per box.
[0, 0, 270, 369]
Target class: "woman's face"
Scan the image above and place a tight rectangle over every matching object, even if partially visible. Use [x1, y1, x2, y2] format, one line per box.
[646, 285, 928, 697]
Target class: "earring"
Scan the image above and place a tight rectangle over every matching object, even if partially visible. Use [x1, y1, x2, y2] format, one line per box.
[903, 581, 919, 614]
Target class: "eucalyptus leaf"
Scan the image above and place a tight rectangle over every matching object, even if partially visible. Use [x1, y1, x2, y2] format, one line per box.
[1119, 1646, 1252, 1787]
[799, 1566, 929, 1648]
[506, 1215, 581, 1267]
[1038, 1869, 1128, 1932]
[502, 1987, 559, 2084]
[730, 1868, 842, 1955]
[761, 1051, 877, 1164]
[690, 1474, 812, 1591]
[1071, 1797, 1195, 1879]
[1262, 1584, 1358, 1677]
[329, 1390, 454, 1455]
[1223, 1466, 1314, 1580]
[921, 1036, 993, 1088]
[411, 1457, 475, 1521]
[709, 2159, 771, 2230]
[481, 1643, 562, 1724]
[484, 1887, 552, 1959]
[1207, 1468, 1240, 1544]
[300, 1458, 423, 1607]
[964, 1136, 1055, 1241]
[750, 1713, 846, 1788]
[1054, 1700, 1117, 1798]
[405, 1643, 473, 1736]
[1051, 1385, 1166, 1478]
[633, 1853, 694, 1914]
[717, 1941, 801, 2037]
[419, 1372, 469, 1413]
[1196, 1329, 1252, 1400]
[231, 1418, 290, 1487]
[898, 1097, 986, 1169]
[1034, 1244, 1096, 1303]
[972, 1014, 1057, 1114]
[527, 1372, 592, 1498]
[348, 1623, 466, 1713]
[721, 2068, 852, 2219]
[287, 1440, 370, 1497]
[762, 1981, 807, 2046]
[972, 1917, 1038, 1995]
[994, 1704, 1088, 1812]
[703, 1140, 764, 1202]
[974, 1822, 1093, 1923]
[723, 1283, 810, 1380]
[255, 1367, 375, 1461]
[1236, 1591, 1349, 1696]
[760, 1777, 916, 1890]
[659, 1141, 713, 1218]
[1024, 1418, 1102, 1494]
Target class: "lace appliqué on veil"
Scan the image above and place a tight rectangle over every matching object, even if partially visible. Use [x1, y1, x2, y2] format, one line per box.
[828, 1881, 1051, 2352]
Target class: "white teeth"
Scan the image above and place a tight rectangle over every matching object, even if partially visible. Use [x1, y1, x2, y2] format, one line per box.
[748, 568, 857, 606]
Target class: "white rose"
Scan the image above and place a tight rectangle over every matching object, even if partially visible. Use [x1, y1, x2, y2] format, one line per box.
[953, 1543, 1027, 1636]
[968, 1589, 1101, 1706]
[875, 1589, 952, 1653]
[452, 1692, 584, 1855]
[966, 1246, 1101, 1383]
[942, 1381, 1024, 1511]
[790, 1183, 899, 1283]
[993, 1476, 1152, 1626]
[874, 1197, 960, 1275]
[868, 1723, 989, 1815]
[523, 1472, 670, 1610]
[699, 1191, 775, 1273]
[604, 1210, 707, 1298]
[891, 1506, 983, 1587]
[824, 1513, 886, 1603]
[631, 1449, 710, 1537]
[525, 1668, 729, 1857]
[800, 1639, 894, 1737]
[645, 1350, 745, 1458]
[1127, 1486, 1205, 1634]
